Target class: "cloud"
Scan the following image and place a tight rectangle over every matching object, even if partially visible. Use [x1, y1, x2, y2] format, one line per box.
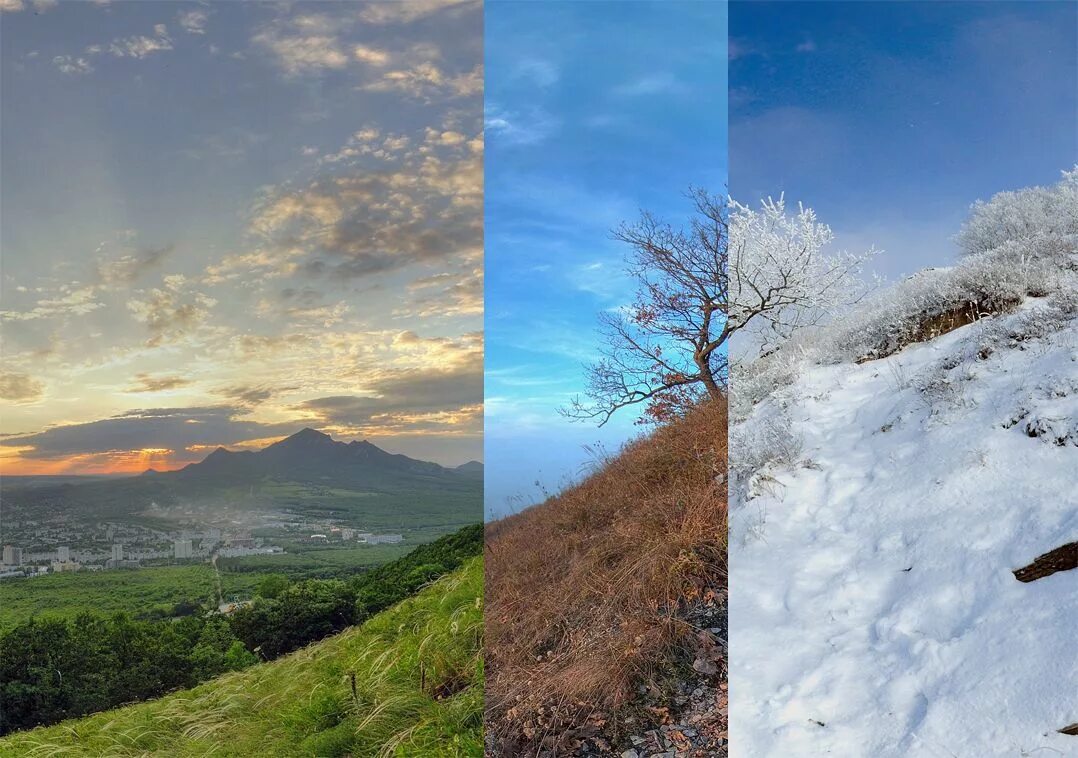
[364, 62, 482, 100]
[107, 24, 173, 59]
[0, 0, 25, 11]
[796, 39, 817, 53]
[401, 268, 483, 317]
[251, 13, 353, 75]
[0, 372, 44, 403]
[126, 275, 217, 346]
[484, 103, 559, 146]
[1, 406, 303, 461]
[125, 373, 192, 393]
[1, 284, 103, 322]
[612, 72, 688, 97]
[728, 38, 759, 61]
[53, 56, 94, 75]
[97, 244, 173, 285]
[296, 356, 483, 433]
[217, 384, 279, 406]
[356, 0, 477, 26]
[177, 8, 208, 35]
[511, 58, 559, 88]
[353, 44, 390, 66]
[239, 123, 482, 282]
[254, 31, 349, 75]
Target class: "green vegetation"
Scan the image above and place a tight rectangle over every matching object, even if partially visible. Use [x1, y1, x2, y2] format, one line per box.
[0, 567, 264, 629]
[227, 525, 483, 660]
[0, 525, 483, 739]
[0, 558, 483, 757]
[0, 614, 257, 734]
[351, 523, 483, 620]
[218, 543, 413, 580]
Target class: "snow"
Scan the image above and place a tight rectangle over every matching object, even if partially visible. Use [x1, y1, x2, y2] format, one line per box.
[729, 301, 1078, 757]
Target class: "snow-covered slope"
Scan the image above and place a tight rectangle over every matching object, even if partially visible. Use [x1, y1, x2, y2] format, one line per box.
[729, 297, 1078, 757]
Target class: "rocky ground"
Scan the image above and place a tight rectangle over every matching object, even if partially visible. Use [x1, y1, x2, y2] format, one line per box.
[566, 590, 728, 758]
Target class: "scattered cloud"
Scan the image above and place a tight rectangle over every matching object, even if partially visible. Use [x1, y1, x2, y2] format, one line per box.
[353, 44, 390, 66]
[728, 38, 759, 61]
[511, 58, 559, 88]
[177, 8, 208, 35]
[0, 372, 45, 403]
[125, 373, 193, 393]
[1, 284, 104, 322]
[237, 120, 482, 282]
[796, 39, 817, 53]
[356, 0, 477, 26]
[253, 29, 349, 75]
[97, 244, 173, 285]
[217, 384, 279, 406]
[485, 103, 559, 145]
[365, 62, 482, 100]
[126, 275, 217, 346]
[52, 55, 93, 75]
[612, 72, 688, 97]
[106, 24, 173, 59]
[296, 355, 483, 434]
[402, 268, 483, 317]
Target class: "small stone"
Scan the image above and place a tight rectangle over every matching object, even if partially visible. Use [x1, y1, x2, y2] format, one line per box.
[621, 750, 639, 758]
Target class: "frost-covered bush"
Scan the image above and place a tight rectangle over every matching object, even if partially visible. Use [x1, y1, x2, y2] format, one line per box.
[805, 170, 1078, 365]
[730, 407, 803, 503]
[728, 195, 878, 354]
[956, 167, 1078, 257]
[729, 351, 806, 420]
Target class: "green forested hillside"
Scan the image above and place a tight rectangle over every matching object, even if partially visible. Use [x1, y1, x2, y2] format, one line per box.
[0, 557, 483, 757]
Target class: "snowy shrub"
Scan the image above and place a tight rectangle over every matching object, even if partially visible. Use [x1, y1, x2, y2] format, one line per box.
[730, 407, 802, 503]
[729, 351, 805, 420]
[956, 167, 1078, 257]
[728, 195, 878, 354]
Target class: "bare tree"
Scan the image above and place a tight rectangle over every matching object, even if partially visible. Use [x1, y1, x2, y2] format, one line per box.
[562, 188, 727, 426]
[564, 189, 877, 426]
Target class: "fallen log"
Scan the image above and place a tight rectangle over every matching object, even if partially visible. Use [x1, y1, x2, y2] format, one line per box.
[1013, 542, 1077, 583]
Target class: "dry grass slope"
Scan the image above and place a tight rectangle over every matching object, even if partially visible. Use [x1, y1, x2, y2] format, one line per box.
[0, 558, 484, 758]
[486, 400, 728, 756]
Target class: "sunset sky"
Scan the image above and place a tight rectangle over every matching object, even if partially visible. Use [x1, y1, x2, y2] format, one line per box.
[0, 0, 483, 474]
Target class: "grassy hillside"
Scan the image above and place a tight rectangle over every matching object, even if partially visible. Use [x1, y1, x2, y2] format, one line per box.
[0, 557, 484, 757]
[485, 400, 727, 755]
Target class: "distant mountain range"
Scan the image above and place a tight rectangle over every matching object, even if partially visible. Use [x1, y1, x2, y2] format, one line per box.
[150, 428, 483, 490]
[5, 429, 482, 525]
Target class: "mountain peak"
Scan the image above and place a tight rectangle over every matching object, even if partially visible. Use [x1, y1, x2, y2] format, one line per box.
[292, 427, 331, 441]
[267, 428, 335, 449]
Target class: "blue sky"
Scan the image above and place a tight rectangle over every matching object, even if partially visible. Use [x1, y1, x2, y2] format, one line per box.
[484, 1, 727, 518]
[731, 0, 1078, 282]
[1, 0, 483, 473]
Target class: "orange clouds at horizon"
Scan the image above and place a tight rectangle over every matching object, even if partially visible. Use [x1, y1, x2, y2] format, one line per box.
[0, 446, 200, 476]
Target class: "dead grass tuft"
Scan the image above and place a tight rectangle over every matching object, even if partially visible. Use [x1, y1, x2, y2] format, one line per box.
[485, 399, 727, 756]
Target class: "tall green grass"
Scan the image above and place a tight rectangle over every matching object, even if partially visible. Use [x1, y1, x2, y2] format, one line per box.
[0, 557, 483, 757]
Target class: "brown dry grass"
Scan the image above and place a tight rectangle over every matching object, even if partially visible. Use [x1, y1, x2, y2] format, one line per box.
[485, 399, 727, 756]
